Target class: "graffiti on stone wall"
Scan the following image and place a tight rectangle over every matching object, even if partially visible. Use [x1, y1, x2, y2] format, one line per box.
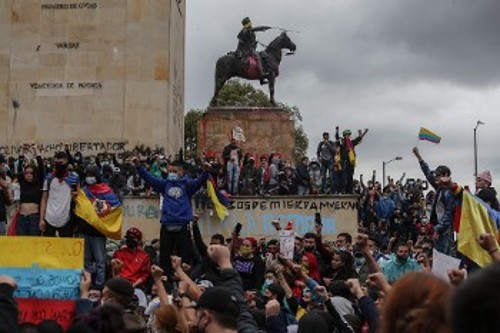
[196, 196, 358, 241]
[123, 201, 160, 220]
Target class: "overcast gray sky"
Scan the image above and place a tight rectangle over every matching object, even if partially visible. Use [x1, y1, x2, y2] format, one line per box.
[185, 0, 500, 190]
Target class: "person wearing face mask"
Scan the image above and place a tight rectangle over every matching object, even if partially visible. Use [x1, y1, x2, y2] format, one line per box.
[112, 227, 151, 289]
[77, 273, 146, 333]
[39, 151, 79, 237]
[75, 165, 121, 287]
[232, 237, 265, 291]
[133, 157, 211, 277]
[267, 153, 281, 194]
[380, 242, 421, 284]
[262, 283, 298, 328]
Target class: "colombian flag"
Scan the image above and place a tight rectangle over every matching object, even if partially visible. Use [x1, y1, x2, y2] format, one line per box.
[458, 190, 500, 268]
[207, 175, 229, 222]
[418, 127, 441, 144]
[74, 184, 123, 240]
[0, 237, 84, 330]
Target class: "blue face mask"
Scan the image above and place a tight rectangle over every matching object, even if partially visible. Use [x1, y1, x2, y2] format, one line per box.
[167, 173, 179, 181]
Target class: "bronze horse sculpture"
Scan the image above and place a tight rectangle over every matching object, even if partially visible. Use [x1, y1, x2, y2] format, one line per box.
[210, 32, 297, 106]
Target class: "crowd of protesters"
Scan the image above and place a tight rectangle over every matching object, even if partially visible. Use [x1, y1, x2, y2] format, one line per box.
[217, 127, 369, 196]
[1, 138, 500, 333]
[1, 224, 500, 333]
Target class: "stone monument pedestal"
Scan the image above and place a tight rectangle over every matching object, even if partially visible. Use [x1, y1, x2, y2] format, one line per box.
[197, 107, 295, 162]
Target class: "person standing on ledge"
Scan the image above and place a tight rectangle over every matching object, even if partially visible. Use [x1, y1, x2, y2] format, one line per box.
[132, 156, 211, 275]
[223, 138, 243, 195]
[337, 127, 369, 194]
[412, 147, 456, 255]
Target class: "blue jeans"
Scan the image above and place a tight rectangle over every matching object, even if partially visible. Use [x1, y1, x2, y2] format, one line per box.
[298, 185, 310, 195]
[17, 214, 41, 236]
[435, 229, 454, 255]
[321, 159, 335, 193]
[0, 221, 5, 235]
[226, 161, 240, 195]
[79, 234, 107, 286]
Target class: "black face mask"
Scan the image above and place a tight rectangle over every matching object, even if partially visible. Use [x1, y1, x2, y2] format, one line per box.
[299, 299, 310, 309]
[126, 238, 138, 249]
[304, 246, 315, 252]
[55, 163, 67, 177]
[397, 255, 408, 264]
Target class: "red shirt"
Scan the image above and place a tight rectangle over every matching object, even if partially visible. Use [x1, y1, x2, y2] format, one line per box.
[113, 247, 151, 287]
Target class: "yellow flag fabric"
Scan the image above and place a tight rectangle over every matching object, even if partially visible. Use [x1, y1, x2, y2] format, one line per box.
[74, 189, 123, 240]
[207, 180, 228, 222]
[348, 150, 356, 166]
[458, 191, 498, 268]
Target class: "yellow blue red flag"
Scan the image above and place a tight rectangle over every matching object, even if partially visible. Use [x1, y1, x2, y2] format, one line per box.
[74, 185, 123, 240]
[207, 175, 229, 222]
[458, 190, 499, 268]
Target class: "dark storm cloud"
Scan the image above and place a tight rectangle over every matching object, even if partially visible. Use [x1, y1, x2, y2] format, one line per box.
[186, 0, 500, 187]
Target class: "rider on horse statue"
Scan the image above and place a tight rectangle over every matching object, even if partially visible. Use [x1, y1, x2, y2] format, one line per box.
[236, 17, 270, 84]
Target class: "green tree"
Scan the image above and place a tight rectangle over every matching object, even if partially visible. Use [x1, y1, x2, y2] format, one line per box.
[184, 109, 203, 157]
[216, 80, 273, 107]
[184, 79, 309, 163]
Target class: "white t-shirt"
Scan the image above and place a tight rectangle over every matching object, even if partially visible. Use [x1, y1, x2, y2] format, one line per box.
[230, 148, 239, 165]
[43, 177, 72, 227]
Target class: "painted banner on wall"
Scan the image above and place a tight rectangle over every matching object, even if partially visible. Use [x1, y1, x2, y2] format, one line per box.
[122, 195, 359, 242]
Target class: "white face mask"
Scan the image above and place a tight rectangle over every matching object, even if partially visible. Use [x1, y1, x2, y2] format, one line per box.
[265, 278, 274, 285]
[86, 176, 97, 185]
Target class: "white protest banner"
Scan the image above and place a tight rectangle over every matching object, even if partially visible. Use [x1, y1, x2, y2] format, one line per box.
[232, 127, 246, 142]
[432, 248, 462, 282]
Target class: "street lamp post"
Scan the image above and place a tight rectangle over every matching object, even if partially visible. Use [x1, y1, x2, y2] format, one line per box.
[382, 156, 403, 188]
[474, 120, 484, 177]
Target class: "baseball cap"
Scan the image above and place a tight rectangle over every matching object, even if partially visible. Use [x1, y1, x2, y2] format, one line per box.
[191, 287, 240, 317]
[125, 227, 143, 240]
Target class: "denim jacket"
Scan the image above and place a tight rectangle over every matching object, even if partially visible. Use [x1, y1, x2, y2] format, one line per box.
[419, 160, 456, 234]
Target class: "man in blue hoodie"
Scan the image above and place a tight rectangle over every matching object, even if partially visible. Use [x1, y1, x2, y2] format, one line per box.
[133, 157, 210, 275]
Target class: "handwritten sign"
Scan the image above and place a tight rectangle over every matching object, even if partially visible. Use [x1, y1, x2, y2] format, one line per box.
[0, 237, 83, 269]
[0, 237, 84, 329]
[279, 230, 295, 260]
[17, 299, 77, 330]
[0, 266, 81, 299]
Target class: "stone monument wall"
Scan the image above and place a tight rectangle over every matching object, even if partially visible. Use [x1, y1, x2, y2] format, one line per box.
[0, 0, 185, 156]
[197, 107, 295, 162]
[122, 195, 359, 242]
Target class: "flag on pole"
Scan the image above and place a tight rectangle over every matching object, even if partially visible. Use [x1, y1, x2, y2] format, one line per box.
[418, 127, 441, 144]
[207, 175, 229, 222]
[457, 190, 500, 268]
